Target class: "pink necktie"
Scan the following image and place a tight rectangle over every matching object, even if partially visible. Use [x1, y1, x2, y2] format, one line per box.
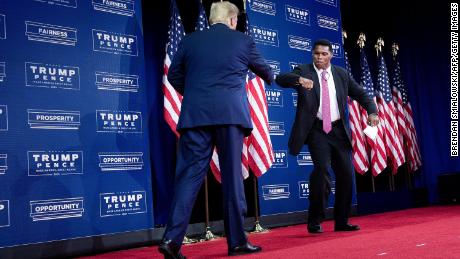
[321, 70, 331, 134]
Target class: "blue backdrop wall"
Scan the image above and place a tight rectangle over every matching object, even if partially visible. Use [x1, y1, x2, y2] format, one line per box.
[0, 0, 154, 248]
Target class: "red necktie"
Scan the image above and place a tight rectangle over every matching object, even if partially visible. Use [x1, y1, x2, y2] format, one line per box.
[321, 70, 331, 134]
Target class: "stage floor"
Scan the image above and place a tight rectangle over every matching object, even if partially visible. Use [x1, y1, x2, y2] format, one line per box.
[80, 205, 460, 258]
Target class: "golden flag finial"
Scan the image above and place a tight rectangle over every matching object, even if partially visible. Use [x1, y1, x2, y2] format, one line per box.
[357, 32, 366, 49]
[374, 37, 384, 56]
[392, 43, 399, 58]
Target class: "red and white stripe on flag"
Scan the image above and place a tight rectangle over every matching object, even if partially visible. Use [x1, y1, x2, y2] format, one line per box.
[405, 103, 422, 171]
[376, 94, 405, 174]
[376, 54, 405, 174]
[247, 75, 274, 177]
[163, 54, 182, 137]
[361, 99, 387, 176]
[348, 98, 369, 174]
[358, 49, 387, 176]
[391, 55, 422, 173]
[393, 87, 422, 173]
[344, 49, 370, 174]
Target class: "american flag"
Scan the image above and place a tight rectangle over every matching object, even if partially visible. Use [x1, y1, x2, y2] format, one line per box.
[359, 49, 387, 175]
[376, 52, 405, 174]
[345, 50, 369, 174]
[195, 2, 209, 31]
[163, 0, 185, 137]
[391, 53, 422, 173]
[244, 10, 274, 177]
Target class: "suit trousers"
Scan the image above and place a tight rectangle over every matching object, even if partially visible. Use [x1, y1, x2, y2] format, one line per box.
[306, 119, 353, 226]
[163, 125, 248, 249]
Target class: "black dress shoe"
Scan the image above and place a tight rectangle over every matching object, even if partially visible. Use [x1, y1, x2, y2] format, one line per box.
[158, 239, 186, 259]
[228, 242, 262, 256]
[334, 223, 360, 232]
[307, 224, 323, 234]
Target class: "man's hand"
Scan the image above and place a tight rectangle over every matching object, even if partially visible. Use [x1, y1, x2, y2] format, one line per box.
[298, 77, 314, 90]
[367, 113, 380, 126]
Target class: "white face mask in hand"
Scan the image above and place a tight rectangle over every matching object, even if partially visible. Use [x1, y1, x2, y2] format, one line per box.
[363, 125, 378, 140]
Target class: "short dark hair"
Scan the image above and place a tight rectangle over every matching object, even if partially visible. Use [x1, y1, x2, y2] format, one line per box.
[313, 39, 333, 53]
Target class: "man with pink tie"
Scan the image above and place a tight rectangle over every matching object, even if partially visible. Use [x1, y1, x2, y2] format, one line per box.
[276, 39, 379, 234]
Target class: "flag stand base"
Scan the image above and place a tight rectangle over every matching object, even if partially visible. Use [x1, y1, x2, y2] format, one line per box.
[252, 221, 269, 233]
[203, 227, 219, 241]
[182, 236, 198, 245]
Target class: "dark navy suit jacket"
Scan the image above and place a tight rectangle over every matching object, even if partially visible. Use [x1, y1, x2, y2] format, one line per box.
[168, 23, 274, 136]
[275, 64, 377, 155]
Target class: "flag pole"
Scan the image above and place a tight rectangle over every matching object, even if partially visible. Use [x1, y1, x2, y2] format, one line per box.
[387, 170, 392, 191]
[202, 174, 218, 240]
[358, 33, 376, 193]
[252, 174, 268, 232]
[371, 174, 376, 192]
[375, 37, 394, 192]
[407, 169, 413, 190]
[389, 171, 394, 191]
[392, 42, 402, 192]
[393, 173, 396, 191]
[392, 171, 396, 191]
[392, 42, 413, 191]
[391, 43, 398, 193]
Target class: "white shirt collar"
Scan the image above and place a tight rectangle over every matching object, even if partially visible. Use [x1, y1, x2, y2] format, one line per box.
[313, 63, 332, 76]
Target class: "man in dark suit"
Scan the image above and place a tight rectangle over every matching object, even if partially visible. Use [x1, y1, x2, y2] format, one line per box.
[158, 2, 273, 258]
[276, 39, 379, 234]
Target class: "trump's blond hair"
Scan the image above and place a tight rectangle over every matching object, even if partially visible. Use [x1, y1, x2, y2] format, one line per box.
[209, 1, 239, 26]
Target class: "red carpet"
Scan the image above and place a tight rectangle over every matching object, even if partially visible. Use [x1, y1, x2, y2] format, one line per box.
[80, 205, 460, 258]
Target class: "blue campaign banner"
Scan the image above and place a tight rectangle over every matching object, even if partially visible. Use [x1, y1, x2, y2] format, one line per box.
[0, 0, 153, 248]
[27, 109, 81, 129]
[98, 152, 144, 172]
[0, 105, 7, 131]
[92, 0, 135, 17]
[25, 62, 81, 90]
[27, 151, 84, 176]
[100, 191, 147, 217]
[92, 29, 138, 56]
[0, 200, 10, 227]
[25, 21, 78, 46]
[95, 71, 139, 92]
[249, 0, 357, 216]
[0, 14, 6, 40]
